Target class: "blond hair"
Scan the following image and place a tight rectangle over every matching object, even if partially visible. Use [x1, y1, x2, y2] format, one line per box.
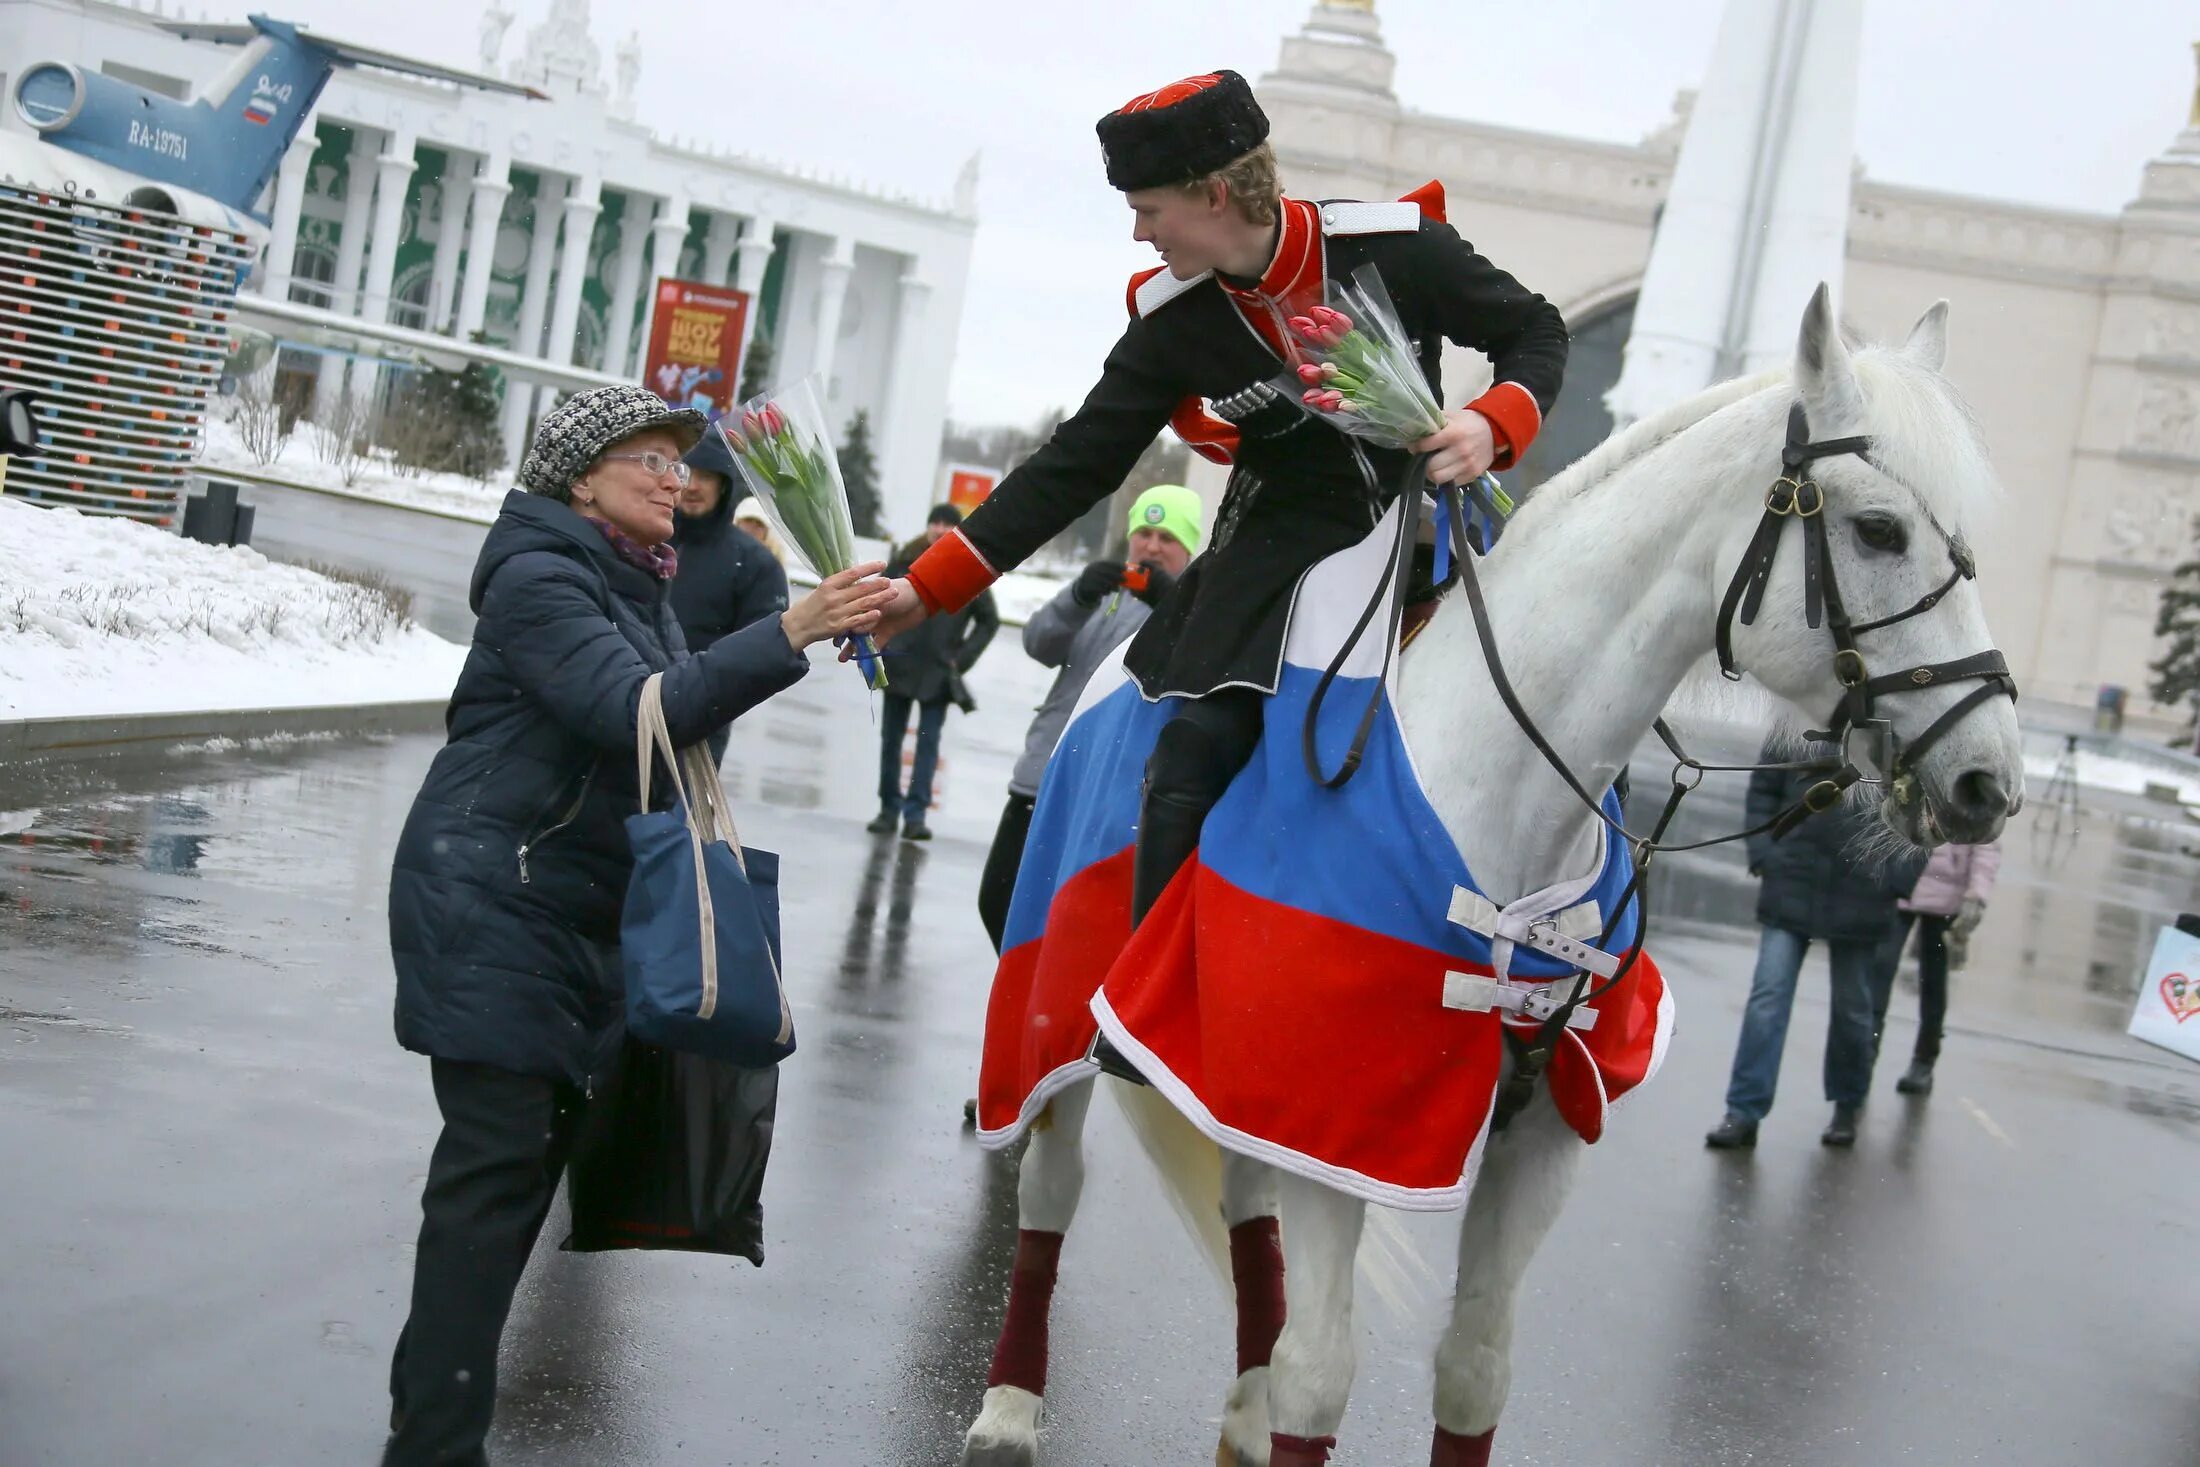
[1177, 142, 1281, 226]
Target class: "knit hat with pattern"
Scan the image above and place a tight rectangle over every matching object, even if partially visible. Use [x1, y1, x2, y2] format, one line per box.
[519, 385, 706, 501]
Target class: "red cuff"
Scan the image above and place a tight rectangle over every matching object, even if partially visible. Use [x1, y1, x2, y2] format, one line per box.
[907, 528, 998, 615]
[1467, 381, 1542, 470]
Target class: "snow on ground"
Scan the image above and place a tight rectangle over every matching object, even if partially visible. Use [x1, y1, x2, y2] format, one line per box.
[0, 498, 466, 722]
[200, 417, 506, 524]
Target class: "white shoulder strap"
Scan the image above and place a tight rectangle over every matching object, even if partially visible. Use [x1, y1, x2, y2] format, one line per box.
[1133, 266, 1211, 318]
[1318, 201, 1421, 238]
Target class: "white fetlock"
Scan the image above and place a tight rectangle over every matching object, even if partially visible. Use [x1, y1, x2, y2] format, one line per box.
[1217, 1366, 1272, 1467]
[961, 1384, 1045, 1467]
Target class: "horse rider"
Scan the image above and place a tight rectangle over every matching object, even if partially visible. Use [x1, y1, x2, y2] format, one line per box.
[869, 69, 1567, 953]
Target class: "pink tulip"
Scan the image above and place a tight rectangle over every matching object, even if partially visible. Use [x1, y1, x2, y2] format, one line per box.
[1287, 315, 1317, 338]
[761, 405, 786, 438]
[742, 410, 764, 438]
[1301, 387, 1329, 409]
[1311, 306, 1354, 334]
[1296, 362, 1327, 384]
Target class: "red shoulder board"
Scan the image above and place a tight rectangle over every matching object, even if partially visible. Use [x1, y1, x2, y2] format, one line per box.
[1399, 179, 1447, 223]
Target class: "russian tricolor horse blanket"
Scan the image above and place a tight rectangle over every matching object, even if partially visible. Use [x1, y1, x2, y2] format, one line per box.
[976, 500, 1674, 1210]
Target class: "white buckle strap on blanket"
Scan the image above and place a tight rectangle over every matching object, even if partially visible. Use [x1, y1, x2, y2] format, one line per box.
[1442, 885, 1614, 1033]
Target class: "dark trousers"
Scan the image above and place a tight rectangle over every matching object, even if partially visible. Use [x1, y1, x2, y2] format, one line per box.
[878, 694, 949, 821]
[1877, 912, 1953, 1064]
[979, 791, 1038, 953]
[383, 1059, 588, 1467]
[1722, 926, 1887, 1123]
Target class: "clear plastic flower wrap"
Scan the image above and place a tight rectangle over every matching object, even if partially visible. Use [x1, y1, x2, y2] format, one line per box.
[715, 373, 886, 690]
[1276, 263, 1516, 535]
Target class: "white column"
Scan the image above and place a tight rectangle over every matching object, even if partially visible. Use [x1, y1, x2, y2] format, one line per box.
[258, 123, 320, 302]
[360, 130, 419, 326]
[631, 197, 691, 380]
[599, 196, 652, 379]
[700, 211, 738, 286]
[732, 214, 777, 360]
[880, 265, 935, 536]
[315, 128, 382, 413]
[425, 161, 472, 333]
[544, 175, 602, 368]
[454, 156, 510, 343]
[498, 174, 566, 459]
[806, 237, 856, 403]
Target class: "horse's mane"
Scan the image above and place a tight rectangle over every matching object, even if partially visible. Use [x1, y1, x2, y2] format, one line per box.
[1512, 344, 1997, 537]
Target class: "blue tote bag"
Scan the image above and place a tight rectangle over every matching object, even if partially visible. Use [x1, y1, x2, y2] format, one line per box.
[621, 674, 796, 1066]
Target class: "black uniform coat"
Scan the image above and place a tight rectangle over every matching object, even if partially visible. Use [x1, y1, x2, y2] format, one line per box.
[948, 197, 1568, 698]
[1744, 763, 1931, 945]
[884, 536, 1001, 708]
[388, 491, 809, 1087]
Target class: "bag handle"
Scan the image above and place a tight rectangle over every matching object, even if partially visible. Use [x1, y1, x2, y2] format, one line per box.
[634, 674, 750, 873]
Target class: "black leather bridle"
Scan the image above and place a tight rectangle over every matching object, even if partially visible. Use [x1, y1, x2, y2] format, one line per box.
[1713, 402, 2018, 833]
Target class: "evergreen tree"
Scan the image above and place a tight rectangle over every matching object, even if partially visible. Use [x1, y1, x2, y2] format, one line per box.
[2150, 524, 2200, 733]
[738, 330, 774, 405]
[387, 341, 506, 481]
[838, 409, 884, 538]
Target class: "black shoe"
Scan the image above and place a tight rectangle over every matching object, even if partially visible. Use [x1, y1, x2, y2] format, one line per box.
[866, 810, 900, 835]
[1704, 1116, 1758, 1149]
[900, 820, 932, 842]
[1089, 1033, 1150, 1086]
[1821, 1104, 1860, 1147]
[1895, 1059, 1935, 1096]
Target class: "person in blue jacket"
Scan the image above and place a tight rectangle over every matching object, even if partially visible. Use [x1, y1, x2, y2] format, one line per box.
[380, 385, 890, 1467]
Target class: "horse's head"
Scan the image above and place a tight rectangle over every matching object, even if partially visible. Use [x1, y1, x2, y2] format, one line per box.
[1715, 285, 2022, 848]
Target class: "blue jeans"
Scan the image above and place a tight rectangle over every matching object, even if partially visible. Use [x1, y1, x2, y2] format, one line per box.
[1723, 925, 1886, 1123]
[878, 694, 948, 821]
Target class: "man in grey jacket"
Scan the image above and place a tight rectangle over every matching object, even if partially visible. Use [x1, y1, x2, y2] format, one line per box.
[976, 484, 1203, 950]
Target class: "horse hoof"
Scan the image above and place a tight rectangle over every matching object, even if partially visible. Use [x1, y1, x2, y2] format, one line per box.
[961, 1384, 1043, 1467]
[1217, 1366, 1271, 1466]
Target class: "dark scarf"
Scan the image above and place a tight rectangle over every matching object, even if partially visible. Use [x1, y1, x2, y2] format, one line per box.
[589, 518, 679, 580]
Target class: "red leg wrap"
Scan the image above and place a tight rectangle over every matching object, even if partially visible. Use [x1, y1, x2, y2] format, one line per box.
[1432, 1424, 1496, 1467]
[1228, 1215, 1287, 1376]
[1270, 1433, 1339, 1466]
[985, 1229, 1064, 1396]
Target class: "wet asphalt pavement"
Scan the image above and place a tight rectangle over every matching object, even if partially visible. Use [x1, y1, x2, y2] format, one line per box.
[4, 647, 2200, 1467]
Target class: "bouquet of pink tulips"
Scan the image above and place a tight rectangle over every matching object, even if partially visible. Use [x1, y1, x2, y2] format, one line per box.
[1281, 263, 1515, 536]
[717, 374, 887, 690]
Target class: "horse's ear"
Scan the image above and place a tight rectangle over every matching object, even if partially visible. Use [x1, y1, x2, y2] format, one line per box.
[1794, 283, 1861, 426]
[1904, 300, 1950, 372]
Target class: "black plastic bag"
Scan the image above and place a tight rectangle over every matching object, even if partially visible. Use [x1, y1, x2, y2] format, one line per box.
[562, 1038, 776, 1264]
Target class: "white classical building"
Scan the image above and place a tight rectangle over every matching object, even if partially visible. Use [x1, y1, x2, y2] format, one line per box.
[1245, 2, 2200, 729]
[1, 0, 977, 535]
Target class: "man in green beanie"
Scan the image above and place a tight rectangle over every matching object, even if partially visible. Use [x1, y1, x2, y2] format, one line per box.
[976, 484, 1205, 950]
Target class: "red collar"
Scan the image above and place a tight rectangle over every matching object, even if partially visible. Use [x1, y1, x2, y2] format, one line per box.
[1218, 197, 1322, 354]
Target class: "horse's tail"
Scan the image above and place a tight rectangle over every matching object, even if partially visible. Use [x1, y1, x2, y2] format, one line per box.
[1106, 1078, 1231, 1284]
[1106, 1081, 1445, 1321]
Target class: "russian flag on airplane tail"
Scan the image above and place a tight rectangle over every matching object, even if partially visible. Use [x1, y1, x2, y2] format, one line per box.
[977, 498, 1672, 1209]
[243, 101, 275, 125]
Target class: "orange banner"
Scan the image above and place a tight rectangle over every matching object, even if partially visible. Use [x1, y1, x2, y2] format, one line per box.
[641, 279, 751, 415]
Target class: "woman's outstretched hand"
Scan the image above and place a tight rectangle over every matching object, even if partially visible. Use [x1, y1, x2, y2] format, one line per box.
[840, 578, 929, 661]
[781, 561, 894, 651]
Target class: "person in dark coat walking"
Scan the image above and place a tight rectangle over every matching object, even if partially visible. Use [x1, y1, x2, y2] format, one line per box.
[1705, 749, 1929, 1151]
[380, 385, 891, 1467]
[869, 503, 1000, 842]
[671, 430, 791, 762]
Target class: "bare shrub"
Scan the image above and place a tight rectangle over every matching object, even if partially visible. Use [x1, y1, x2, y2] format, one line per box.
[229, 372, 293, 466]
[302, 560, 416, 632]
[309, 392, 375, 487]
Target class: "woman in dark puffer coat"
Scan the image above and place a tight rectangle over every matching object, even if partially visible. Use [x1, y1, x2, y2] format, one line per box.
[380, 386, 890, 1467]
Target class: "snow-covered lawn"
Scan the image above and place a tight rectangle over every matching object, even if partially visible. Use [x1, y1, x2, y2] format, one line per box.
[201, 416, 507, 523]
[0, 497, 466, 722]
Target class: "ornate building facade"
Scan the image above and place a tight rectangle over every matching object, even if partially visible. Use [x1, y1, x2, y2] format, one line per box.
[2, 0, 977, 536]
[1251, 2, 2200, 727]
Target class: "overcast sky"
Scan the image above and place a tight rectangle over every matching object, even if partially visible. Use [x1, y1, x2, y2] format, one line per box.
[260, 0, 2197, 424]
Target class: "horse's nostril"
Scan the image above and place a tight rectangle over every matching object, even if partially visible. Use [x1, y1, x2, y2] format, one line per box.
[1951, 769, 2009, 821]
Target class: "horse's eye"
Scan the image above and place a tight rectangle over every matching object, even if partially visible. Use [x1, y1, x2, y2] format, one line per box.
[1853, 514, 1908, 554]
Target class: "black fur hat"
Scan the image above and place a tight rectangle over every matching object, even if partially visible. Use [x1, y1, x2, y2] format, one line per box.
[1096, 71, 1269, 192]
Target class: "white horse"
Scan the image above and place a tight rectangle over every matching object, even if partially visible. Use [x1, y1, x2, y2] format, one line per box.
[961, 288, 2024, 1466]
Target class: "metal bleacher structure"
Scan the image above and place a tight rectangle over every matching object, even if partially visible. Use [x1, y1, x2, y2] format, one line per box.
[1, 180, 252, 524]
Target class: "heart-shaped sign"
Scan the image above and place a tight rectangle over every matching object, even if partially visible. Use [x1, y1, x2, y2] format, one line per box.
[2161, 971, 2200, 1023]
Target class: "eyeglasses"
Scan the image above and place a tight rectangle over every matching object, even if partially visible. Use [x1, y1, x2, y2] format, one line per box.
[598, 451, 693, 485]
